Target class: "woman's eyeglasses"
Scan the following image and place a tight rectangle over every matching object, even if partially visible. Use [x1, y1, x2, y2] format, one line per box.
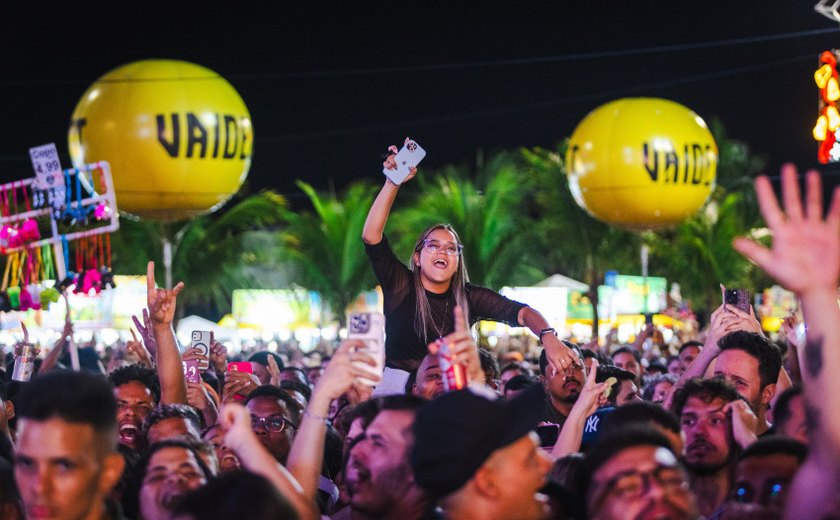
[421, 239, 463, 256]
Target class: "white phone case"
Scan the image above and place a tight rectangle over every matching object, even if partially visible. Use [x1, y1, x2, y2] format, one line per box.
[383, 139, 426, 185]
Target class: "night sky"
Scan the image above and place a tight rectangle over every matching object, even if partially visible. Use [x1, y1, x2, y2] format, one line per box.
[3, 3, 840, 205]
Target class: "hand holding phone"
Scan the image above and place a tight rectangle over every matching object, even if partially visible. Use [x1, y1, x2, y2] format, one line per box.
[183, 359, 201, 384]
[226, 362, 254, 402]
[723, 288, 751, 314]
[382, 138, 425, 185]
[347, 312, 385, 387]
[535, 423, 560, 447]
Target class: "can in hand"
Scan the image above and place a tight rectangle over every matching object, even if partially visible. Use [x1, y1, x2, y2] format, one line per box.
[438, 339, 466, 391]
[12, 343, 35, 382]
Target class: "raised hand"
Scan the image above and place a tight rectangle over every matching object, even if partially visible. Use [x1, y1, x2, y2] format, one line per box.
[733, 164, 840, 296]
[181, 347, 210, 372]
[267, 353, 282, 387]
[382, 139, 418, 184]
[315, 339, 380, 402]
[724, 399, 759, 449]
[209, 339, 228, 374]
[146, 261, 184, 325]
[126, 328, 154, 368]
[222, 369, 261, 404]
[132, 309, 158, 358]
[220, 402, 258, 454]
[569, 359, 608, 419]
[427, 305, 484, 384]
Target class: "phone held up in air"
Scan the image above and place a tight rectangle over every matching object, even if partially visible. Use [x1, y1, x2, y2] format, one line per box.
[227, 361, 253, 401]
[346, 312, 386, 387]
[183, 359, 201, 384]
[383, 138, 426, 185]
[723, 288, 752, 314]
[190, 330, 212, 358]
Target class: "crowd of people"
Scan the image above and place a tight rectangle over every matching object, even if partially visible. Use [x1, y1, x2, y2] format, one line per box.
[0, 155, 836, 520]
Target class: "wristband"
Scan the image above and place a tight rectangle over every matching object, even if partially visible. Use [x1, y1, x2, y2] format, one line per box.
[303, 410, 330, 424]
[538, 327, 556, 344]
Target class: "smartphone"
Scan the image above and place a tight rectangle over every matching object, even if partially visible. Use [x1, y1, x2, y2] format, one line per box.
[382, 139, 426, 185]
[535, 423, 560, 447]
[183, 359, 201, 384]
[347, 312, 385, 386]
[227, 361, 253, 401]
[190, 330, 212, 358]
[227, 361, 253, 374]
[724, 288, 751, 314]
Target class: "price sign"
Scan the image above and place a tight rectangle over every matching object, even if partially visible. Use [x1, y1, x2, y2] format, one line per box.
[29, 143, 66, 214]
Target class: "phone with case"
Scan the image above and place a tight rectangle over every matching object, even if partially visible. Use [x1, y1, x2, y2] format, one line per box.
[347, 312, 385, 386]
[183, 359, 201, 384]
[227, 362, 253, 401]
[383, 138, 426, 185]
[190, 330, 212, 358]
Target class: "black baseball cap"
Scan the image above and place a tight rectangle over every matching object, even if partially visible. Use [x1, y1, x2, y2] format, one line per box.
[411, 383, 545, 498]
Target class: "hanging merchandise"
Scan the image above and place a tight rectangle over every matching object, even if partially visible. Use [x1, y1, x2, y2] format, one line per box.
[19, 183, 40, 243]
[0, 150, 120, 315]
[39, 245, 61, 309]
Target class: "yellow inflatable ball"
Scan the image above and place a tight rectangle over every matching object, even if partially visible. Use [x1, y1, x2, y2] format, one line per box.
[68, 59, 253, 222]
[566, 98, 717, 229]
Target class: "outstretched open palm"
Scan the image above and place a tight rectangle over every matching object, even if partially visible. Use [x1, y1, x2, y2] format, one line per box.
[734, 164, 840, 295]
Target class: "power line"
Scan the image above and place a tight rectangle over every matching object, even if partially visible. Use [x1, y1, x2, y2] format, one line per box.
[231, 27, 838, 79]
[0, 28, 836, 87]
[257, 53, 815, 143]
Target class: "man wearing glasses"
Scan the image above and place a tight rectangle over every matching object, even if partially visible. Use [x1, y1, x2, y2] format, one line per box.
[582, 426, 698, 520]
[244, 385, 302, 464]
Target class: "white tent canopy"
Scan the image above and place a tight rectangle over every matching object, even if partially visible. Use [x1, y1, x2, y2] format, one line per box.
[176, 315, 238, 345]
[534, 274, 588, 292]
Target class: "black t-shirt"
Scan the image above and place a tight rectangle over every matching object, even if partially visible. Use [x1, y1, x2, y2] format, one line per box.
[365, 236, 526, 368]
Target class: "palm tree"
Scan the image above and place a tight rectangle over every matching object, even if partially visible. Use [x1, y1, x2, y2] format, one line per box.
[389, 151, 545, 289]
[645, 121, 771, 316]
[110, 189, 289, 320]
[279, 180, 379, 328]
[521, 143, 642, 341]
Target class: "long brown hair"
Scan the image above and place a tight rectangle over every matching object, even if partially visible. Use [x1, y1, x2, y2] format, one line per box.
[410, 224, 471, 344]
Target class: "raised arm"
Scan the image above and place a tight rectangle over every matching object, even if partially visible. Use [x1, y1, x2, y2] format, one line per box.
[662, 303, 757, 410]
[39, 313, 73, 374]
[286, 339, 380, 503]
[362, 143, 416, 245]
[221, 403, 319, 520]
[731, 165, 840, 519]
[146, 261, 187, 405]
[551, 360, 607, 459]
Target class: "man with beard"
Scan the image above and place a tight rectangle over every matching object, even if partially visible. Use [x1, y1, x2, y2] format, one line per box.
[539, 343, 585, 428]
[108, 364, 160, 453]
[667, 308, 783, 437]
[671, 377, 742, 518]
[341, 395, 432, 520]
